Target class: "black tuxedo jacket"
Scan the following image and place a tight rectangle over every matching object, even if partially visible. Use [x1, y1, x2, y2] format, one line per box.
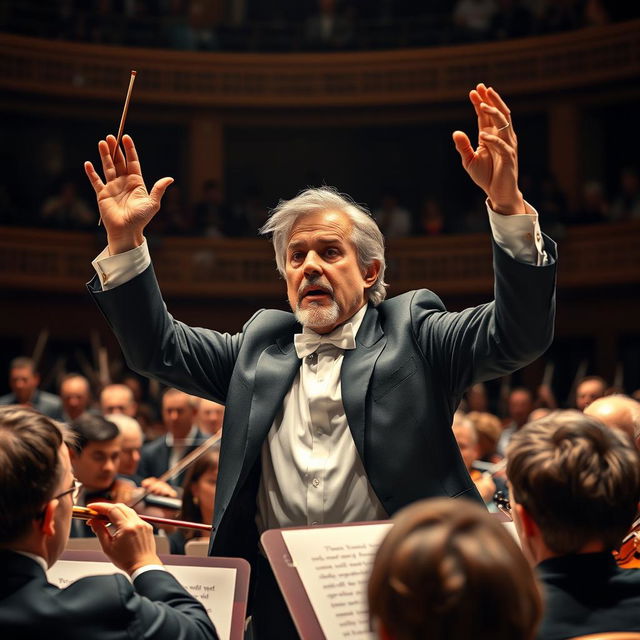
[536, 552, 640, 639]
[89, 239, 556, 566]
[0, 550, 217, 639]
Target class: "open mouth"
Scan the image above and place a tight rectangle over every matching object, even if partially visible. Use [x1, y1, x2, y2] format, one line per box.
[301, 287, 332, 302]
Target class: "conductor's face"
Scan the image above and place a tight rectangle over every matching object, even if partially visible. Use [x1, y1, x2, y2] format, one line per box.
[286, 209, 376, 334]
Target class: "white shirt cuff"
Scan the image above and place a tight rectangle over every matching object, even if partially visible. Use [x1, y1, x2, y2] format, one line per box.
[92, 240, 151, 290]
[487, 200, 548, 266]
[131, 564, 167, 581]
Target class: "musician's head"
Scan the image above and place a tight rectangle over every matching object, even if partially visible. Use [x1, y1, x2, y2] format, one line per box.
[260, 187, 387, 333]
[0, 406, 76, 566]
[162, 388, 198, 439]
[584, 394, 640, 446]
[69, 414, 121, 493]
[100, 383, 137, 417]
[106, 413, 143, 477]
[575, 375, 606, 412]
[179, 449, 220, 541]
[59, 372, 92, 421]
[8, 356, 40, 404]
[507, 410, 640, 564]
[368, 497, 541, 640]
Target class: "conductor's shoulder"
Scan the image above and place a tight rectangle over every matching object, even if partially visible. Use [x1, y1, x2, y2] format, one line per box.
[378, 289, 447, 316]
[241, 308, 298, 334]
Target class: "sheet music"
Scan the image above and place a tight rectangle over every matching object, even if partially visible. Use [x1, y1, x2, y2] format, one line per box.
[282, 523, 392, 639]
[47, 560, 237, 640]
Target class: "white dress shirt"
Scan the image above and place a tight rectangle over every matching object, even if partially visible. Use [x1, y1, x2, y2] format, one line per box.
[92, 203, 547, 531]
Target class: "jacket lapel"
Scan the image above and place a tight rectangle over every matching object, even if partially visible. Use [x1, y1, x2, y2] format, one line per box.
[243, 337, 301, 476]
[342, 305, 386, 463]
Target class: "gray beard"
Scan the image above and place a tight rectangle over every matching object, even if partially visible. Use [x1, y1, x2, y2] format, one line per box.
[294, 300, 340, 330]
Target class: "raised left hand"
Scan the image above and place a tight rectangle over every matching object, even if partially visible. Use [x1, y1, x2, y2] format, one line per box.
[453, 83, 526, 215]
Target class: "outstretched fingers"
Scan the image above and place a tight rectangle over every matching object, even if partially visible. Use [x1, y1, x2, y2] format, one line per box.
[452, 130, 476, 169]
[479, 131, 515, 161]
[149, 177, 174, 207]
[84, 161, 105, 195]
[121, 135, 143, 176]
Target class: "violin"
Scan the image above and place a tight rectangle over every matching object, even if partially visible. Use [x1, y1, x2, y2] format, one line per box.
[613, 517, 640, 569]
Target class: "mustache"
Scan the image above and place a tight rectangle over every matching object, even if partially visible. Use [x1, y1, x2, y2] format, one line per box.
[297, 277, 334, 302]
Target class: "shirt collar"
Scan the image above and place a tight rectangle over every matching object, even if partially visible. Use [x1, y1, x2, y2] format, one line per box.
[14, 550, 48, 572]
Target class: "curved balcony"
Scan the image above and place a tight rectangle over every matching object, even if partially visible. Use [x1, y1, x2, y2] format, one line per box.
[1, 223, 638, 299]
[1, 20, 639, 108]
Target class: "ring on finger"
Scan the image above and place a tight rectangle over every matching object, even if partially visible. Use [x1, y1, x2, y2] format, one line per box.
[497, 122, 511, 131]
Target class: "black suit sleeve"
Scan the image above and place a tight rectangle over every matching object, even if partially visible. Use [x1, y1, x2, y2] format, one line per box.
[414, 238, 557, 395]
[88, 265, 244, 404]
[58, 570, 218, 640]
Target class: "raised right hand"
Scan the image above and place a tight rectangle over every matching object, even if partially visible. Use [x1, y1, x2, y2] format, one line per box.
[87, 501, 162, 576]
[84, 134, 173, 254]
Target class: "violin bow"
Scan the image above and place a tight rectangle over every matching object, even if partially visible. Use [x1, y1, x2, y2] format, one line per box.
[127, 432, 221, 509]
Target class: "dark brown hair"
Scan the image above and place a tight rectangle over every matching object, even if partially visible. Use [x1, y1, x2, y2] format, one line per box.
[368, 498, 541, 640]
[507, 410, 640, 554]
[0, 406, 68, 543]
[179, 449, 219, 542]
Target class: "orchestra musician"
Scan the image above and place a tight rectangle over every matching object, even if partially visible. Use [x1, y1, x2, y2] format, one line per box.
[0, 405, 217, 639]
[507, 410, 640, 639]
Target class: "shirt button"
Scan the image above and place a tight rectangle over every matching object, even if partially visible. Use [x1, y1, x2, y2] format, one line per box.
[312, 478, 320, 487]
[536, 232, 541, 241]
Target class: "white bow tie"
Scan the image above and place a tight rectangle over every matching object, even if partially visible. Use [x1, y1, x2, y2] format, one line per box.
[294, 323, 357, 358]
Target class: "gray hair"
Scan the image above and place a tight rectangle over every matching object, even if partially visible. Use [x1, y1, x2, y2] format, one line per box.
[259, 187, 388, 306]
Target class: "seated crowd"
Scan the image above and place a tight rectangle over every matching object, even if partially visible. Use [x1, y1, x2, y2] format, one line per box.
[1, 353, 640, 638]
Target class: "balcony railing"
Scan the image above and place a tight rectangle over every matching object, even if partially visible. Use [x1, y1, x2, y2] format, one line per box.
[1, 20, 639, 107]
[1, 223, 638, 299]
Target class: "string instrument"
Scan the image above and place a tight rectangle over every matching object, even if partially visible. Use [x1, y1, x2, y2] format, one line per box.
[613, 516, 640, 569]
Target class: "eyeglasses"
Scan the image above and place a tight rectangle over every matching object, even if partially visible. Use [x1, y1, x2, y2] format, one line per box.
[53, 480, 83, 504]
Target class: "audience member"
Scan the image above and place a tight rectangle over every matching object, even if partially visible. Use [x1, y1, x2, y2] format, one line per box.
[373, 191, 413, 238]
[507, 410, 640, 639]
[0, 356, 63, 420]
[39, 179, 94, 229]
[584, 394, 640, 445]
[368, 497, 542, 640]
[170, 450, 219, 554]
[609, 166, 640, 221]
[196, 398, 225, 437]
[193, 179, 229, 237]
[497, 387, 533, 454]
[59, 373, 92, 422]
[453, 0, 497, 42]
[138, 389, 207, 487]
[0, 405, 217, 639]
[416, 195, 447, 236]
[573, 180, 609, 224]
[304, 0, 354, 50]
[574, 375, 606, 411]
